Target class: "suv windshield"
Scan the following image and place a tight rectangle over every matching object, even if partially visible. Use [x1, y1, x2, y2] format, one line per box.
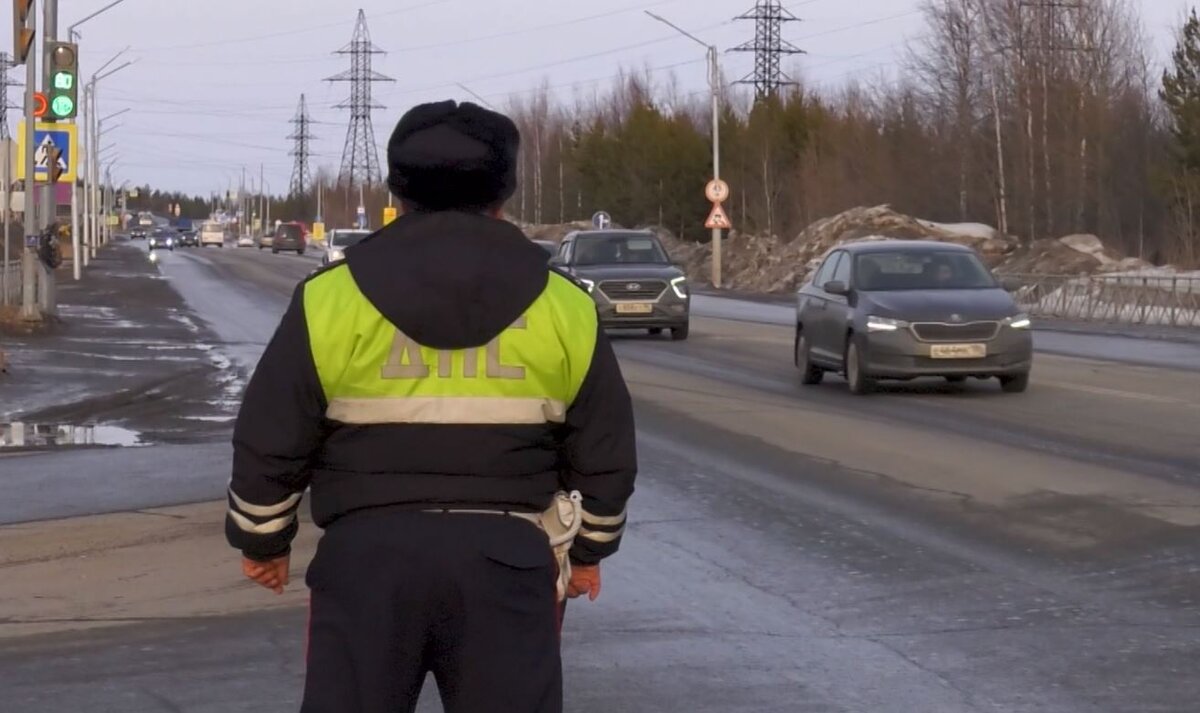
[331, 231, 370, 247]
[855, 250, 996, 291]
[573, 234, 668, 265]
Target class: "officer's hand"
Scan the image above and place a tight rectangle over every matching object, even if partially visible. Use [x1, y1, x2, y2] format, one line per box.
[567, 564, 601, 601]
[242, 554, 290, 595]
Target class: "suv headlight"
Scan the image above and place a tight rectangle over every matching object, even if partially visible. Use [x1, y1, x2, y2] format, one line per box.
[1004, 313, 1032, 329]
[867, 315, 908, 333]
[670, 276, 688, 299]
[578, 278, 595, 294]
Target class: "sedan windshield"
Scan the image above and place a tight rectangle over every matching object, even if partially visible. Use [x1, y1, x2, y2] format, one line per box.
[855, 251, 996, 291]
[573, 235, 668, 265]
[331, 231, 370, 247]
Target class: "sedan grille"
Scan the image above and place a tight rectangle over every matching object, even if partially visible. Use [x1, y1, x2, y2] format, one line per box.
[911, 321, 1000, 342]
[599, 280, 667, 301]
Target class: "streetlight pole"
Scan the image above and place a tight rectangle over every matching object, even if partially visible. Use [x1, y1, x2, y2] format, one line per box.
[646, 11, 724, 288]
[82, 48, 128, 258]
[67, 0, 131, 42]
[85, 53, 132, 255]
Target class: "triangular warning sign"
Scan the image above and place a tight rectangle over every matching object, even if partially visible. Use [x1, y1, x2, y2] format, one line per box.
[34, 135, 67, 170]
[705, 203, 731, 230]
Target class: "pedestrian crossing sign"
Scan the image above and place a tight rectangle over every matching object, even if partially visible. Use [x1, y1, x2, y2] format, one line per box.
[15, 120, 78, 183]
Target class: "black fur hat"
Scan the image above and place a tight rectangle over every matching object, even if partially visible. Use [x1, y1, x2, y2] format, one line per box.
[386, 100, 521, 211]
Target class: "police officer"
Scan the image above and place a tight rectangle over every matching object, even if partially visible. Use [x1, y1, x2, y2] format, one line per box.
[226, 100, 637, 713]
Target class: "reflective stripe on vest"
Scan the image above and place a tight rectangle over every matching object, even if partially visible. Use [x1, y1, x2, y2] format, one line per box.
[303, 267, 597, 425]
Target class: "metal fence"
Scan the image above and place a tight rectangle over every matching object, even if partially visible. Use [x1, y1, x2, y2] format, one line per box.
[1007, 273, 1200, 329]
[0, 260, 20, 307]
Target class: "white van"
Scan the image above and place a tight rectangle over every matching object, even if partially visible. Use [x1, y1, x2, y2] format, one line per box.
[200, 221, 226, 248]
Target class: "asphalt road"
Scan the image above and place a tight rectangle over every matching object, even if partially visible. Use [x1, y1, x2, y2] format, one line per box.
[2, 242, 1198, 712]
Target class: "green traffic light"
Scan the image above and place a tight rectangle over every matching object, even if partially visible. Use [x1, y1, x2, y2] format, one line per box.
[53, 71, 74, 90]
[51, 95, 74, 117]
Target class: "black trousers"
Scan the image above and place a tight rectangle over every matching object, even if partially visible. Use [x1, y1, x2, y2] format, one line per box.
[300, 510, 562, 713]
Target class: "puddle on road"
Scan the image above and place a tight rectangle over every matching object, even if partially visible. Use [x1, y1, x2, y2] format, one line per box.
[0, 422, 146, 449]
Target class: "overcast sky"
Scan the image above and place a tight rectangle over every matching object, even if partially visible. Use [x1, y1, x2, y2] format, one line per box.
[2, 0, 1184, 196]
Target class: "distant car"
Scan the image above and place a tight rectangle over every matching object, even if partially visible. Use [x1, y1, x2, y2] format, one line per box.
[272, 222, 307, 255]
[130, 228, 147, 240]
[323, 229, 372, 265]
[236, 235, 254, 248]
[794, 240, 1033, 395]
[177, 230, 199, 247]
[257, 232, 274, 250]
[532, 240, 557, 259]
[199, 221, 226, 248]
[148, 228, 175, 252]
[551, 229, 690, 340]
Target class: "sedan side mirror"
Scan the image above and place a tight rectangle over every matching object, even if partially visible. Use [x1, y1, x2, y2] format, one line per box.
[824, 280, 850, 296]
[548, 256, 565, 267]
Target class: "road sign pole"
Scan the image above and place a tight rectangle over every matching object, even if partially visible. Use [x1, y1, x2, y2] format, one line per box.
[37, 0, 58, 316]
[3, 139, 10, 306]
[20, 4, 39, 321]
[709, 46, 722, 290]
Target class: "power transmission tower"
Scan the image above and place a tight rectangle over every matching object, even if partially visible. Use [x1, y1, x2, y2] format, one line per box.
[0, 53, 21, 140]
[325, 9, 394, 187]
[732, 1, 804, 100]
[288, 93, 314, 196]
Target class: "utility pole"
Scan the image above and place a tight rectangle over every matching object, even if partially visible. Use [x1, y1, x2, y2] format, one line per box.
[19, 1, 39, 321]
[38, 0, 58, 316]
[732, 1, 804, 101]
[325, 10, 394, 187]
[0, 53, 19, 140]
[259, 162, 264, 237]
[289, 94, 314, 196]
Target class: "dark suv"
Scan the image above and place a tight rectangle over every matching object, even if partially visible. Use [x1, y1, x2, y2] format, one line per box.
[551, 230, 690, 340]
[272, 222, 307, 255]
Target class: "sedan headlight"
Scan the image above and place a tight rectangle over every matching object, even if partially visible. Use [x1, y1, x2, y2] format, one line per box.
[149, 238, 157, 246]
[166, 238, 174, 247]
[578, 278, 595, 294]
[1005, 313, 1032, 330]
[670, 276, 688, 299]
[328, 249, 345, 262]
[867, 315, 908, 333]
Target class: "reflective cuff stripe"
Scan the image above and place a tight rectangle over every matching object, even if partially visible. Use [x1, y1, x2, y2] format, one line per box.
[580, 524, 625, 543]
[582, 508, 626, 527]
[228, 489, 302, 518]
[228, 509, 297, 535]
[326, 396, 567, 425]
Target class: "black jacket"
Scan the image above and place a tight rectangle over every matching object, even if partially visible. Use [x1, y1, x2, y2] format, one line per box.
[226, 211, 637, 566]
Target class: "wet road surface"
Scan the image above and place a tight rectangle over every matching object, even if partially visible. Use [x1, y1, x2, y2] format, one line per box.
[1, 242, 1198, 712]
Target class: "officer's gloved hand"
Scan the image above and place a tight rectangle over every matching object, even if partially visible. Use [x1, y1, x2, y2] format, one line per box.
[567, 564, 601, 601]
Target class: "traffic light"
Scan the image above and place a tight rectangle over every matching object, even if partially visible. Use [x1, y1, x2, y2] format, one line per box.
[46, 42, 79, 120]
[12, 0, 35, 65]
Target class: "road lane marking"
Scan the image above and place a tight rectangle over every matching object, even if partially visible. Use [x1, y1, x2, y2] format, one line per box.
[1041, 381, 1198, 406]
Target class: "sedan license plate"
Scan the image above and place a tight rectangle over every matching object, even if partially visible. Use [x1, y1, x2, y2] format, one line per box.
[930, 343, 987, 359]
[615, 302, 653, 315]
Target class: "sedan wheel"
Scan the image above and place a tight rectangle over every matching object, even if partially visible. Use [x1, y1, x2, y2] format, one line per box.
[845, 338, 875, 395]
[671, 323, 689, 341]
[795, 331, 823, 385]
